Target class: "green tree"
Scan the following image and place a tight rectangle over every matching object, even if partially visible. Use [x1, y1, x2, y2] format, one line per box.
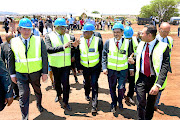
[92, 11, 100, 14]
[139, 0, 180, 21]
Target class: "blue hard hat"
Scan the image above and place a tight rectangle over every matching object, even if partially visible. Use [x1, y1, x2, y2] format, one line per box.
[112, 22, 124, 31]
[124, 26, 134, 38]
[82, 23, 95, 31]
[54, 18, 68, 27]
[19, 18, 33, 29]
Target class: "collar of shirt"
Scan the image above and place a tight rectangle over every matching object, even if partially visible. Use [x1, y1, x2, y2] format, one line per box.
[55, 31, 64, 40]
[86, 35, 93, 45]
[146, 38, 157, 55]
[21, 36, 30, 45]
[114, 37, 123, 49]
[156, 34, 168, 43]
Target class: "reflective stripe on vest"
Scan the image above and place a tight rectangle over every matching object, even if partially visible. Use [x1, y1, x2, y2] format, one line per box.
[48, 32, 71, 68]
[107, 38, 129, 71]
[132, 36, 139, 54]
[79, 36, 100, 67]
[135, 41, 168, 90]
[11, 36, 42, 73]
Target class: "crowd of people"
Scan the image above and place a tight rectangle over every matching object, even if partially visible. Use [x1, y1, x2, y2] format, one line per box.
[0, 15, 173, 120]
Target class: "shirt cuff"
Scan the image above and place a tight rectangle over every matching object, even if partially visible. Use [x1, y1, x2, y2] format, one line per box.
[155, 84, 162, 88]
[129, 69, 134, 71]
[10, 74, 16, 78]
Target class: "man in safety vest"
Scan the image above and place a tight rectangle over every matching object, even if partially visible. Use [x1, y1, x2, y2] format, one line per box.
[128, 25, 170, 120]
[102, 23, 133, 113]
[76, 23, 103, 115]
[123, 26, 140, 106]
[154, 22, 173, 114]
[45, 18, 79, 111]
[8, 18, 48, 120]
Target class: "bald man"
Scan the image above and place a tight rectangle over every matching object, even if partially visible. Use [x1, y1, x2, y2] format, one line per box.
[0, 33, 19, 100]
[155, 22, 173, 114]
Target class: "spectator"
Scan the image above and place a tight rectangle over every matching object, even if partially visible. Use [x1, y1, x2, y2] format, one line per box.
[31, 15, 38, 27]
[32, 23, 40, 36]
[68, 14, 75, 32]
[15, 27, 21, 37]
[0, 36, 3, 44]
[80, 18, 84, 30]
[9, 17, 16, 34]
[3, 18, 9, 33]
[39, 17, 44, 35]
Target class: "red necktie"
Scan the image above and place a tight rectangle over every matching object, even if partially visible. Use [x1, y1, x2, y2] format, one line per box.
[87, 39, 90, 47]
[116, 41, 119, 49]
[144, 43, 150, 77]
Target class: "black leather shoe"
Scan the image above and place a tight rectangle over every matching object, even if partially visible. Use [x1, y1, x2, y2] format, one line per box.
[85, 96, 90, 101]
[110, 105, 116, 113]
[75, 76, 78, 83]
[37, 105, 44, 112]
[64, 104, 72, 111]
[125, 96, 135, 106]
[91, 107, 97, 114]
[55, 96, 62, 102]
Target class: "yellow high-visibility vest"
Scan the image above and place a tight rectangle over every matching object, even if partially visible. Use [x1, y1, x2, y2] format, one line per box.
[11, 36, 42, 73]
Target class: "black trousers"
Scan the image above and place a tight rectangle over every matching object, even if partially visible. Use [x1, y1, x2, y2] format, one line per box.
[11, 82, 19, 96]
[17, 73, 42, 120]
[127, 74, 135, 98]
[51, 66, 70, 105]
[83, 66, 101, 108]
[136, 72, 157, 120]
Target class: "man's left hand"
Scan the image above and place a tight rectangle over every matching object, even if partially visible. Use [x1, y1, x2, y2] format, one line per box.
[149, 85, 159, 95]
[71, 38, 80, 47]
[4, 97, 13, 106]
[42, 74, 48, 82]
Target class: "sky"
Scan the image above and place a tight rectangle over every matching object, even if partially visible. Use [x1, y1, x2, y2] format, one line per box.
[0, 0, 152, 15]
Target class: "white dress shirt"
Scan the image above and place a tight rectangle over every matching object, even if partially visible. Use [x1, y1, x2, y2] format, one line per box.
[140, 38, 157, 76]
[114, 37, 123, 49]
[156, 34, 168, 43]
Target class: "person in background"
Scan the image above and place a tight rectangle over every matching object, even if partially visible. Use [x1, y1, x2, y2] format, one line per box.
[154, 22, 173, 114]
[31, 15, 38, 27]
[0, 36, 3, 44]
[80, 18, 84, 30]
[15, 27, 21, 37]
[68, 14, 75, 33]
[3, 18, 9, 33]
[39, 17, 44, 35]
[32, 23, 40, 36]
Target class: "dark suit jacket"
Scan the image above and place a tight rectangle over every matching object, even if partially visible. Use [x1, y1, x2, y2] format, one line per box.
[139, 40, 170, 87]
[75, 34, 103, 71]
[1, 42, 10, 67]
[0, 56, 13, 99]
[8, 36, 48, 80]
[45, 32, 75, 56]
[102, 37, 134, 70]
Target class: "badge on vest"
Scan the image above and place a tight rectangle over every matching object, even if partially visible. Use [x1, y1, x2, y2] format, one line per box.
[119, 50, 126, 54]
[89, 48, 95, 52]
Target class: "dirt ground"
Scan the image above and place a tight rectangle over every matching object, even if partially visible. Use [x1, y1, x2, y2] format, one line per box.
[0, 24, 180, 120]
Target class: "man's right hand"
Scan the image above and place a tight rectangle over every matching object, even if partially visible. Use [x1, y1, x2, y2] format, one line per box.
[11, 77, 17, 84]
[103, 69, 108, 75]
[63, 41, 71, 48]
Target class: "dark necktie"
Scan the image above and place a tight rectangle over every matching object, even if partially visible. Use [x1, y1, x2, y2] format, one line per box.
[60, 35, 63, 44]
[116, 41, 119, 49]
[25, 40, 28, 57]
[144, 43, 150, 77]
[162, 38, 164, 42]
[87, 39, 90, 47]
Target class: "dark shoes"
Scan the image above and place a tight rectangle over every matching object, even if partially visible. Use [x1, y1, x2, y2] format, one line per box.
[125, 96, 135, 106]
[85, 96, 90, 101]
[55, 96, 62, 102]
[13, 95, 19, 100]
[119, 104, 124, 110]
[37, 105, 44, 112]
[110, 105, 116, 113]
[91, 107, 97, 115]
[64, 104, 72, 111]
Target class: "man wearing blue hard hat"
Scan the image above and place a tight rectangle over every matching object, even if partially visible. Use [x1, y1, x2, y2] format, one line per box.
[8, 18, 48, 120]
[102, 23, 133, 113]
[123, 26, 141, 106]
[75, 22, 103, 115]
[45, 18, 79, 111]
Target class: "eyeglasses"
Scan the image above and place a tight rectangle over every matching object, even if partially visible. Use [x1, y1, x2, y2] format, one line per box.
[160, 29, 170, 34]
